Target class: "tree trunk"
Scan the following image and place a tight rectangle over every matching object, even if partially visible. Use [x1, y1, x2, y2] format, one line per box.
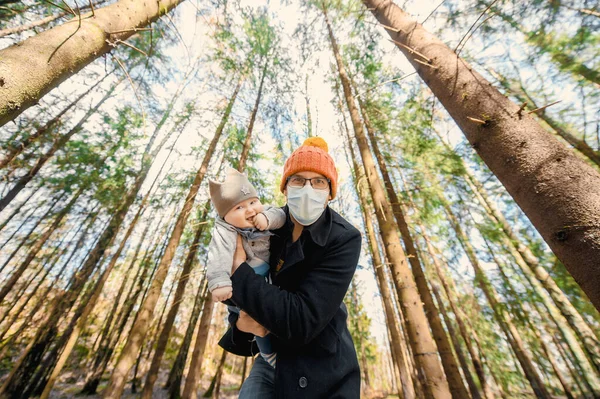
[240, 357, 248, 386]
[305, 74, 313, 137]
[181, 294, 215, 399]
[0, 78, 121, 212]
[526, 306, 576, 398]
[322, 5, 451, 397]
[420, 225, 494, 399]
[238, 64, 267, 172]
[0, 181, 43, 235]
[37, 190, 153, 399]
[552, 333, 587, 397]
[358, 95, 469, 398]
[80, 219, 167, 395]
[0, 193, 63, 274]
[164, 280, 207, 398]
[443, 201, 552, 399]
[0, 0, 185, 126]
[0, 0, 110, 38]
[202, 350, 227, 399]
[103, 83, 238, 398]
[1, 104, 179, 398]
[343, 119, 415, 399]
[449, 148, 600, 377]
[0, 70, 113, 170]
[0, 211, 97, 347]
[362, 0, 600, 310]
[0, 187, 83, 304]
[431, 284, 482, 399]
[486, 68, 600, 168]
[141, 201, 211, 398]
[132, 274, 179, 394]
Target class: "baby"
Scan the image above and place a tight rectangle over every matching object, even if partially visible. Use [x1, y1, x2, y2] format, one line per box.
[207, 167, 285, 368]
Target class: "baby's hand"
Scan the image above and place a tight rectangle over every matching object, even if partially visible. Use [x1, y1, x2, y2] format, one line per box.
[253, 213, 268, 231]
[212, 286, 233, 302]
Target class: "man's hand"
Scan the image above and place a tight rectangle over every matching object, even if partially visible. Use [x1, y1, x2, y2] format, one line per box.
[212, 286, 232, 302]
[253, 213, 268, 231]
[236, 310, 268, 337]
[232, 234, 246, 274]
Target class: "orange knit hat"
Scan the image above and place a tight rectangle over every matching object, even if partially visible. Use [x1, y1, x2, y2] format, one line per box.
[280, 137, 338, 198]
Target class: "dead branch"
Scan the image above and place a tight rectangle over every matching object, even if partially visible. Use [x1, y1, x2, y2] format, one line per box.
[527, 100, 561, 115]
[466, 116, 487, 125]
[414, 58, 438, 69]
[388, 39, 432, 62]
[107, 27, 153, 34]
[454, 0, 499, 53]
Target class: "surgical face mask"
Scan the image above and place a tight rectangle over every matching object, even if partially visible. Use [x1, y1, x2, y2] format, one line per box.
[287, 185, 329, 226]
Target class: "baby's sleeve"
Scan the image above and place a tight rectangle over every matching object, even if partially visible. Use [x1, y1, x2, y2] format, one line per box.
[262, 206, 286, 230]
[206, 223, 237, 292]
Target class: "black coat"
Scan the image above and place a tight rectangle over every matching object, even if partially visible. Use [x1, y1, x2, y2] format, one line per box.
[218, 205, 362, 398]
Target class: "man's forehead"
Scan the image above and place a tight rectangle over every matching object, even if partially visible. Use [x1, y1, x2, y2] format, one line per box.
[293, 171, 325, 178]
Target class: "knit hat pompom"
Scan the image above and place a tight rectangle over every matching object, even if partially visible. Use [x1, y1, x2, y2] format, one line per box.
[280, 137, 338, 198]
[302, 137, 328, 152]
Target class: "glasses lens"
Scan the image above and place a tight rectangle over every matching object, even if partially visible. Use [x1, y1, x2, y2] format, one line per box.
[289, 176, 305, 187]
[312, 178, 328, 189]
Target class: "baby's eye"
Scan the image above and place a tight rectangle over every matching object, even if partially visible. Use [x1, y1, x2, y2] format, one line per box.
[237, 205, 243, 210]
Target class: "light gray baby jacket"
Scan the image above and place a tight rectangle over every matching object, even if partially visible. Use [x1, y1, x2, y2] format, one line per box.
[207, 206, 286, 292]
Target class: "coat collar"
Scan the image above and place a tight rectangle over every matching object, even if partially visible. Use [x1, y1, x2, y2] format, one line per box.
[282, 205, 332, 247]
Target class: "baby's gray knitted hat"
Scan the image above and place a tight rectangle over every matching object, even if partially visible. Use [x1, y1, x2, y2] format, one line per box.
[209, 168, 258, 218]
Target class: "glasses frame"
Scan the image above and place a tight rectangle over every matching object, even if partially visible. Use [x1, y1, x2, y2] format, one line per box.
[286, 175, 331, 191]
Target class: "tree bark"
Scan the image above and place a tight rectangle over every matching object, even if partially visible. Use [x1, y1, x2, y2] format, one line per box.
[103, 83, 238, 398]
[450, 150, 600, 378]
[0, 0, 110, 38]
[358, 96, 469, 398]
[0, 181, 43, 235]
[343, 118, 415, 399]
[140, 201, 210, 398]
[305, 74, 313, 137]
[420, 227, 494, 399]
[486, 68, 600, 168]
[1, 96, 180, 398]
[181, 294, 215, 399]
[37, 190, 152, 399]
[238, 64, 267, 172]
[443, 201, 552, 399]
[202, 350, 227, 399]
[323, 5, 451, 397]
[0, 193, 63, 275]
[80, 217, 167, 395]
[0, 187, 83, 304]
[0, 70, 113, 170]
[431, 284, 482, 399]
[164, 279, 207, 398]
[0, 211, 96, 347]
[0, 0, 185, 126]
[362, 0, 600, 310]
[0, 78, 121, 212]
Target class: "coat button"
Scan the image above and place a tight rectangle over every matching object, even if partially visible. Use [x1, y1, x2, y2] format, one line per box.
[298, 376, 308, 388]
[250, 241, 255, 246]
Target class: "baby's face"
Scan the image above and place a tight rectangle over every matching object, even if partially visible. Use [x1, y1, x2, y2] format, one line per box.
[224, 197, 264, 228]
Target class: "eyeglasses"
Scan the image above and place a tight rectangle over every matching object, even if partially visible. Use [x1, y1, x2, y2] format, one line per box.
[286, 175, 330, 190]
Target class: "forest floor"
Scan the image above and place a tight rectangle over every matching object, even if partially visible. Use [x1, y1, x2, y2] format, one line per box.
[50, 369, 242, 398]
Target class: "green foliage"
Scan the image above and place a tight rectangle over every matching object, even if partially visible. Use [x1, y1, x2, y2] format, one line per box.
[344, 279, 377, 366]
